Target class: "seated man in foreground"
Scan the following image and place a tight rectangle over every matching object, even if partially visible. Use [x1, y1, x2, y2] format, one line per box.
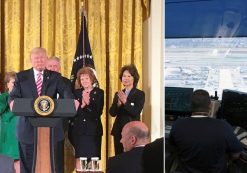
[169, 89, 243, 173]
[106, 121, 149, 173]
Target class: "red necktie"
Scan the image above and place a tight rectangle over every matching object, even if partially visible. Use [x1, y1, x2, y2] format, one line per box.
[36, 72, 42, 96]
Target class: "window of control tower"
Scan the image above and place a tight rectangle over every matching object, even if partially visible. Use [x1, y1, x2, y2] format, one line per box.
[165, 38, 247, 99]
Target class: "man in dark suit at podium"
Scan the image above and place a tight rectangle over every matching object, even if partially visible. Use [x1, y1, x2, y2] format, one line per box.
[9, 47, 74, 173]
[106, 121, 149, 173]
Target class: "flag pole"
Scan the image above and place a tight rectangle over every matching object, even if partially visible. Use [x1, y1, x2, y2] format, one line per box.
[81, 1, 85, 67]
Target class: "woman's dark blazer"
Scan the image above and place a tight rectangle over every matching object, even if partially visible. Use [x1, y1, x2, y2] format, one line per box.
[71, 87, 104, 136]
[109, 88, 145, 135]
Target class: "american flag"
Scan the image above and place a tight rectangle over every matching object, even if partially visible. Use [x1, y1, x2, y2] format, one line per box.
[70, 10, 97, 90]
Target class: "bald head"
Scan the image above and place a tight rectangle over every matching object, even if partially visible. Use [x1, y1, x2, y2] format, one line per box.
[120, 121, 149, 152]
[124, 121, 149, 138]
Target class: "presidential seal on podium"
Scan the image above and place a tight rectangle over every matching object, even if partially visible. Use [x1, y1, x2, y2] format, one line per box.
[34, 96, 55, 116]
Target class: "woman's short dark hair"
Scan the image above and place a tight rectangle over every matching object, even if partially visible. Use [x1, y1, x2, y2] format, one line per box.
[76, 67, 97, 88]
[191, 89, 211, 113]
[119, 64, 140, 88]
[4, 71, 16, 91]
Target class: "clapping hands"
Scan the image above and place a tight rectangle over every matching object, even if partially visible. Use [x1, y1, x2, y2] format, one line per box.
[117, 90, 127, 106]
[81, 90, 90, 108]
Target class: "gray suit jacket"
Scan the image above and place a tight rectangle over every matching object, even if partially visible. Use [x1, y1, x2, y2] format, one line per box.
[9, 68, 74, 144]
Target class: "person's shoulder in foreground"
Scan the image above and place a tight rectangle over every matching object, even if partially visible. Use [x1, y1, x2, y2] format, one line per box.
[107, 147, 144, 173]
[142, 137, 164, 173]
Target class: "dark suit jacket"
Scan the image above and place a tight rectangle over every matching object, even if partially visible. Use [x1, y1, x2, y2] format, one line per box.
[109, 88, 145, 135]
[9, 68, 74, 144]
[106, 147, 144, 173]
[70, 87, 104, 136]
[142, 137, 164, 173]
[60, 76, 72, 131]
[62, 76, 72, 92]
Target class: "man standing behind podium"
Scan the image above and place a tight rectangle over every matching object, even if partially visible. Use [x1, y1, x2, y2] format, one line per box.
[9, 47, 75, 173]
[46, 56, 72, 173]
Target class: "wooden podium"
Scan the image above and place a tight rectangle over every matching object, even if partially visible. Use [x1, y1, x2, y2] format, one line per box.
[12, 97, 76, 173]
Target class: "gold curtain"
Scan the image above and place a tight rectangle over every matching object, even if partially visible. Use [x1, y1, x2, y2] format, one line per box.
[0, 0, 150, 172]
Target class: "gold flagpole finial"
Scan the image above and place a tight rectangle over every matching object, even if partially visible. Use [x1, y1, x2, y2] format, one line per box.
[81, 1, 84, 7]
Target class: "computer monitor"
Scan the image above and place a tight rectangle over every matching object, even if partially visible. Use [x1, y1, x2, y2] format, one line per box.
[220, 89, 247, 128]
[165, 87, 193, 119]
